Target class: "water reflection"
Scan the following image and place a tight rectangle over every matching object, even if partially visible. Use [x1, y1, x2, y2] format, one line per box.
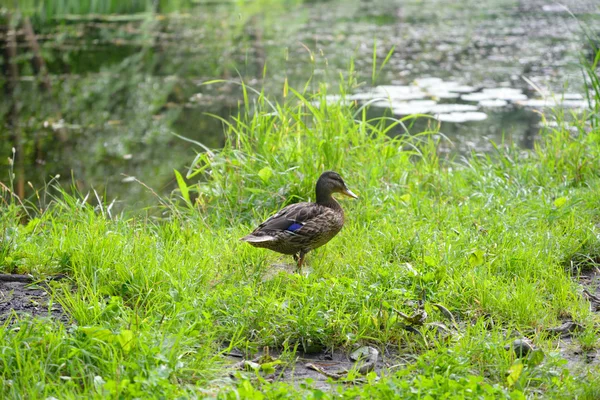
[0, 0, 598, 207]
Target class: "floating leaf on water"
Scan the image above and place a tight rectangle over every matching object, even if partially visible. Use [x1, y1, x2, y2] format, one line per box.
[542, 4, 565, 12]
[479, 99, 508, 107]
[562, 93, 584, 100]
[325, 94, 342, 102]
[448, 85, 476, 93]
[436, 112, 488, 123]
[538, 120, 579, 132]
[414, 77, 444, 87]
[346, 92, 379, 101]
[312, 95, 353, 107]
[430, 104, 478, 113]
[420, 83, 476, 103]
[461, 92, 496, 102]
[433, 81, 476, 93]
[409, 100, 438, 107]
[374, 85, 428, 101]
[393, 100, 437, 115]
[482, 88, 528, 101]
[370, 99, 395, 108]
[428, 90, 460, 99]
[516, 98, 587, 108]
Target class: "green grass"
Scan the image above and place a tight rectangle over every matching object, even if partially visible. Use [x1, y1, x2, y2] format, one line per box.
[2, 71, 600, 398]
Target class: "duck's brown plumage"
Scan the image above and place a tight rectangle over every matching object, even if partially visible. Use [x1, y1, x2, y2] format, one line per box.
[241, 171, 357, 270]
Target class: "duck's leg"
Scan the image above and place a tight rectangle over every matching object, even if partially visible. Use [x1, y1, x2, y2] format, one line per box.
[296, 250, 308, 272]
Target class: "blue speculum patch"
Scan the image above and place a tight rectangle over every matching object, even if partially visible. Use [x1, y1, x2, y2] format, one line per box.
[286, 222, 303, 232]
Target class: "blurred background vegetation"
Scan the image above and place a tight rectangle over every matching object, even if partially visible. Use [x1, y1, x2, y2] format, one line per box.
[0, 0, 598, 209]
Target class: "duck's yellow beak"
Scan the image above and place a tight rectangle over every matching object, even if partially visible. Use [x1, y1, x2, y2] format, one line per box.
[342, 187, 359, 199]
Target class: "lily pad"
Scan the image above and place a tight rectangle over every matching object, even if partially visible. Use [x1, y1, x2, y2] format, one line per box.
[346, 92, 379, 101]
[414, 77, 444, 87]
[429, 91, 460, 99]
[479, 99, 508, 107]
[374, 85, 428, 101]
[429, 104, 478, 113]
[516, 99, 587, 108]
[435, 112, 488, 122]
[448, 85, 477, 93]
[392, 100, 437, 115]
[481, 88, 528, 101]
[461, 92, 496, 102]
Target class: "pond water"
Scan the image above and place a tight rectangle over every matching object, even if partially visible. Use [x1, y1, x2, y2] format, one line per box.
[1, 0, 598, 208]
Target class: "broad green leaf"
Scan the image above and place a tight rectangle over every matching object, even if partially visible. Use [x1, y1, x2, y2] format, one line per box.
[258, 167, 273, 183]
[117, 330, 135, 353]
[423, 255, 436, 267]
[23, 218, 40, 234]
[507, 360, 523, 387]
[527, 349, 545, 367]
[469, 249, 485, 267]
[260, 360, 284, 374]
[80, 327, 113, 342]
[174, 169, 191, 205]
[554, 197, 567, 208]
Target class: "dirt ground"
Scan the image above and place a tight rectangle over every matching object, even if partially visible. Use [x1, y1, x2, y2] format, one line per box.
[225, 345, 403, 390]
[0, 275, 69, 324]
[558, 268, 600, 372]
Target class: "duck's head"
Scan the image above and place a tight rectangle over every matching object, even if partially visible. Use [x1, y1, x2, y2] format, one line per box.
[316, 171, 358, 200]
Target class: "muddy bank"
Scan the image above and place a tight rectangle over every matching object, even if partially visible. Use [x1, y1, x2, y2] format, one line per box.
[225, 345, 403, 390]
[559, 268, 600, 372]
[0, 275, 69, 324]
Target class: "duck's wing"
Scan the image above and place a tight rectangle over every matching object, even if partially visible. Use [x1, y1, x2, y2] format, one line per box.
[248, 202, 326, 237]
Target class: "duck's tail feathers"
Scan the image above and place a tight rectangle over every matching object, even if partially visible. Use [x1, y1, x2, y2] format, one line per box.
[240, 234, 276, 243]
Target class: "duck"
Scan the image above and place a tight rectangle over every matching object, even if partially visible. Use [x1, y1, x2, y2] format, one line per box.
[241, 171, 358, 270]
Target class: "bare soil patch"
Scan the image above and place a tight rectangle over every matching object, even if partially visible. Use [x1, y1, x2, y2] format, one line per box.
[0, 274, 69, 324]
[558, 267, 600, 372]
[226, 345, 403, 390]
